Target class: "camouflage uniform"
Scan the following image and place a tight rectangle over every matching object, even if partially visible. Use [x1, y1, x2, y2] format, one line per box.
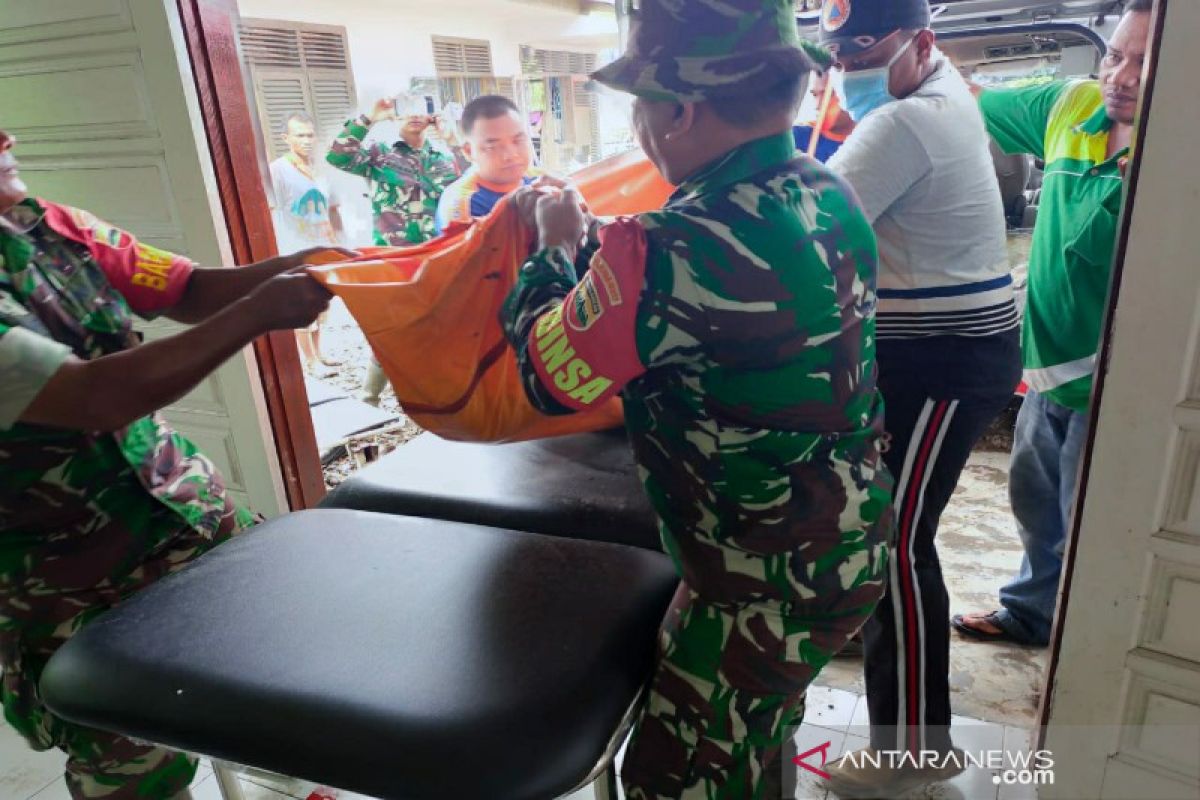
[501, 6, 892, 796]
[326, 115, 468, 246]
[0, 199, 254, 799]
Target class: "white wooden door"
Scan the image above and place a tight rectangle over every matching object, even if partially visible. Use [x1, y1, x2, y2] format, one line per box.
[0, 0, 287, 516]
[1044, 1, 1200, 798]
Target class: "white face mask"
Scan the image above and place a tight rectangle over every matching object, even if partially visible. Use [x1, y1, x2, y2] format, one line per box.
[841, 36, 915, 121]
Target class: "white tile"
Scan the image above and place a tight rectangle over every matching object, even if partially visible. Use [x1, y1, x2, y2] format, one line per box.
[933, 760, 1002, 800]
[848, 693, 871, 732]
[792, 725, 845, 800]
[238, 768, 322, 799]
[558, 785, 600, 800]
[996, 777, 1040, 800]
[1001, 725, 1033, 755]
[841, 733, 871, 754]
[0, 722, 63, 800]
[190, 773, 224, 800]
[805, 686, 860, 732]
[237, 777, 296, 800]
[190, 770, 299, 800]
[28, 778, 72, 800]
[952, 715, 1008, 753]
[997, 726, 1041, 800]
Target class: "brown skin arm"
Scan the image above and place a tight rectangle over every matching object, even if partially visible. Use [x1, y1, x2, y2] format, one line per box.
[166, 246, 353, 324]
[19, 258, 345, 432]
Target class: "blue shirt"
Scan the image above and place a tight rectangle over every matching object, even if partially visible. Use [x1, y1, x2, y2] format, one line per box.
[792, 126, 846, 164]
[435, 170, 538, 233]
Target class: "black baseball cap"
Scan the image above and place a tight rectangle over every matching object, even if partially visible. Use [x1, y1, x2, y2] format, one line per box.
[818, 0, 932, 59]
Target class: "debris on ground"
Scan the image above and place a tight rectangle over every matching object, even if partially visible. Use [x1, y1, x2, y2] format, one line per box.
[303, 299, 426, 489]
[977, 396, 1021, 453]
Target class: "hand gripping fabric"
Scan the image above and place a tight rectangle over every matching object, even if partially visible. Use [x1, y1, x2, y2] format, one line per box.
[308, 151, 673, 442]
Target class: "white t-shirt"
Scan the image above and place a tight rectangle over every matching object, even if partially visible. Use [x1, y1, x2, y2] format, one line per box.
[269, 156, 339, 254]
[829, 59, 1017, 339]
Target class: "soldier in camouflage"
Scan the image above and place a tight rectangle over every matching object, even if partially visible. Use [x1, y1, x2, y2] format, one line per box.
[0, 128, 339, 799]
[326, 97, 469, 247]
[500, 2, 893, 796]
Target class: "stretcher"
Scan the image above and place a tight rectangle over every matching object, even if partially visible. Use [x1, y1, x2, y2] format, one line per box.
[40, 510, 678, 800]
[320, 429, 661, 552]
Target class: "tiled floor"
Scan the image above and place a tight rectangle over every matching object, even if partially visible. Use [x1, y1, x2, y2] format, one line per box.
[792, 685, 1039, 800]
[3, 686, 1038, 800]
[0, 719, 600, 800]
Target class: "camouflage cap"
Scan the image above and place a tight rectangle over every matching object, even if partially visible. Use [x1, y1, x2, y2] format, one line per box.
[592, 0, 823, 103]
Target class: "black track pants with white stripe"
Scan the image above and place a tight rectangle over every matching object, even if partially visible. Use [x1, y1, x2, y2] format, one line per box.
[863, 330, 1021, 754]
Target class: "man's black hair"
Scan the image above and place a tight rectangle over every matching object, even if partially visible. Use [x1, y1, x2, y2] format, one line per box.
[461, 95, 520, 135]
[707, 73, 808, 129]
[281, 111, 315, 133]
[1124, 0, 1152, 12]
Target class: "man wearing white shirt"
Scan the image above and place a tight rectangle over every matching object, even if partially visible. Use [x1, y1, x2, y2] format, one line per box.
[818, 0, 1021, 795]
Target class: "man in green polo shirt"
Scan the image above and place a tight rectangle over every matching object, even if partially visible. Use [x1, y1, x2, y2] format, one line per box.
[952, 0, 1152, 647]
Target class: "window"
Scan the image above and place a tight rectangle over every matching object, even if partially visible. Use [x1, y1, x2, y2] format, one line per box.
[519, 46, 597, 76]
[430, 36, 514, 105]
[240, 19, 358, 159]
[518, 46, 604, 170]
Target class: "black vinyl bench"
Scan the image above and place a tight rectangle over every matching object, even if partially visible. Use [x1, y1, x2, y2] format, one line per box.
[40, 510, 678, 800]
[320, 430, 661, 552]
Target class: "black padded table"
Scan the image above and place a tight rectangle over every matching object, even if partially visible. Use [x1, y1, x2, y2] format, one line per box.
[321, 429, 662, 552]
[41, 510, 678, 800]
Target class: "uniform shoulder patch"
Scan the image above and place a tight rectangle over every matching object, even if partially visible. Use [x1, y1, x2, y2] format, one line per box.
[822, 0, 851, 32]
[566, 251, 626, 333]
[66, 206, 126, 248]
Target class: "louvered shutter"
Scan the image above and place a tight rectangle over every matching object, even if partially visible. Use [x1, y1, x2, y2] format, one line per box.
[494, 77, 516, 102]
[518, 48, 603, 166]
[432, 36, 495, 77]
[518, 47, 597, 78]
[252, 71, 310, 160]
[240, 19, 358, 156]
[430, 37, 514, 108]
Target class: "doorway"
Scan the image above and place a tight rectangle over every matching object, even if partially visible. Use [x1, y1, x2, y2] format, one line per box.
[179, 0, 1194, 798]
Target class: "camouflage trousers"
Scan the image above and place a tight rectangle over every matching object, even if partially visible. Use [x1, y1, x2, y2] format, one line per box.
[622, 553, 888, 799]
[1, 513, 244, 800]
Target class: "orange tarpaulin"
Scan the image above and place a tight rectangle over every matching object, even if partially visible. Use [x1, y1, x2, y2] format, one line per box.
[308, 151, 673, 443]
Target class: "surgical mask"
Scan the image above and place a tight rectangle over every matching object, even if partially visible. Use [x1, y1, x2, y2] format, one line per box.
[842, 36, 914, 121]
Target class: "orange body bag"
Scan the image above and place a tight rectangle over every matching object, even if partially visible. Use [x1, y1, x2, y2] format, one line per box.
[308, 150, 673, 443]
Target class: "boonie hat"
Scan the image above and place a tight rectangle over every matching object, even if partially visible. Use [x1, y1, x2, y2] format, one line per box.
[592, 0, 822, 103]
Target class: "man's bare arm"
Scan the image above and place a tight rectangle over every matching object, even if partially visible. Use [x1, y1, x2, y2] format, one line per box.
[21, 270, 331, 431]
[166, 246, 354, 324]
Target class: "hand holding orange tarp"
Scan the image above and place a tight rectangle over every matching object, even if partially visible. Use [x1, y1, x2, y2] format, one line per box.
[308, 151, 673, 443]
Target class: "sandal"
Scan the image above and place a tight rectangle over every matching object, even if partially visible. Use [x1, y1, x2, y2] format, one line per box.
[951, 611, 1030, 644]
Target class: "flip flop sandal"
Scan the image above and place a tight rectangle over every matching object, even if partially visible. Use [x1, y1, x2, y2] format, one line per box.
[951, 611, 1027, 644]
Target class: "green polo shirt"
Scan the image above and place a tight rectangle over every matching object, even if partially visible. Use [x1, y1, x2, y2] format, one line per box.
[980, 80, 1127, 412]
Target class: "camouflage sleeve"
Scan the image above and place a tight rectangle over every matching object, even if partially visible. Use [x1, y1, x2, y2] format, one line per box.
[326, 115, 382, 179]
[501, 218, 649, 414]
[428, 148, 466, 192]
[39, 203, 193, 316]
[447, 144, 470, 176]
[0, 322, 72, 430]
